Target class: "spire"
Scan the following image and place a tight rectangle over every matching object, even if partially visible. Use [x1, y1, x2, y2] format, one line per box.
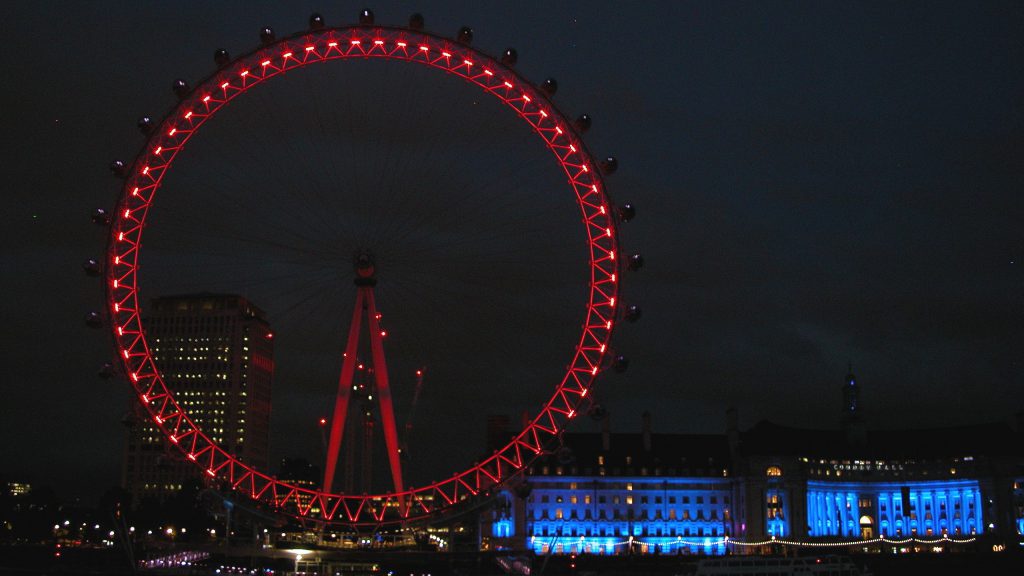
[841, 363, 866, 446]
[642, 411, 652, 452]
[842, 362, 859, 419]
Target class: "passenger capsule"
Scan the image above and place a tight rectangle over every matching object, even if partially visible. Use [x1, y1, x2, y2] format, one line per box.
[618, 202, 636, 223]
[214, 48, 230, 68]
[540, 77, 558, 96]
[457, 26, 473, 44]
[172, 78, 190, 99]
[359, 9, 374, 25]
[259, 26, 275, 45]
[556, 446, 575, 464]
[408, 13, 425, 30]
[501, 48, 518, 67]
[91, 208, 111, 226]
[99, 363, 115, 379]
[574, 114, 592, 133]
[109, 160, 126, 177]
[625, 304, 642, 323]
[82, 259, 101, 277]
[85, 312, 102, 328]
[588, 404, 609, 421]
[600, 156, 618, 175]
[309, 13, 325, 30]
[136, 116, 153, 135]
[627, 253, 644, 271]
[612, 355, 629, 373]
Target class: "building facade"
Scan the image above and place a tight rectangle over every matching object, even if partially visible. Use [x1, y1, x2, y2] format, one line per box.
[483, 373, 1024, 555]
[122, 293, 273, 506]
[734, 418, 1020, 541]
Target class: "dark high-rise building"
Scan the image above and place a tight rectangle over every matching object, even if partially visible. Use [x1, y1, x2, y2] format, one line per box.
[122, 293, 273, 506]
[486, 414, 513, 453]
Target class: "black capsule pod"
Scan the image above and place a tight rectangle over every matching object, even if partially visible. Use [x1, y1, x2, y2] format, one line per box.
[359, 9, 374, 25]
[627, 253, 644, 271]
[172, 78, 190, 99]
[556, 446, 575, 464]
[82, 259, 101, 277]
[408, 13, 424, 30]
[540, 77, 558, 96]
[214, 48, 230, 68]
[136, 116, 153, 135]
[600, 156, 618, 175]
[625, 304, 642, 323]
[85, 312, 102, 329]
[109, 160, 126, 177]
[99, 363, 116, 379]
[259, 26, 275, 45]
[612, 355, 629, 373]
[574, 114, 591, 133]
[501, 48, 518, 67]
[618, 202, 636, 223]
[91, 208, 111, 226]
[457, 26, 473, 44]
[588, 404, 609, 421]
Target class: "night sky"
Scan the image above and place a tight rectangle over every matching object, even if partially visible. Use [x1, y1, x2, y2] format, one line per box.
[3, 1, 1022, 502]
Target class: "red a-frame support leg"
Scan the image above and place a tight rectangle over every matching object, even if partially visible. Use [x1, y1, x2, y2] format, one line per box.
[322, 257, 405, 507]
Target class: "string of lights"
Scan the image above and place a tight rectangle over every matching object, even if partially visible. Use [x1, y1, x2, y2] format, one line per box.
[531, 533, 977, 551]
[735, 534, 977, 548]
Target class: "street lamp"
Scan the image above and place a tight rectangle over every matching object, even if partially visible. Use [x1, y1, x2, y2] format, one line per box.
[287, 549, 313, 575]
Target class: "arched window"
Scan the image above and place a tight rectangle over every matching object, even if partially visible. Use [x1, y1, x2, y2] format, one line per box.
[766, 466, 783, 477]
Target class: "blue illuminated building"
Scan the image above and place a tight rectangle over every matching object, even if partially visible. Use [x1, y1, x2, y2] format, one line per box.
[482, 370, 1024, 555]
[805, 479, 982, 538]
[508, 412, 735, 555]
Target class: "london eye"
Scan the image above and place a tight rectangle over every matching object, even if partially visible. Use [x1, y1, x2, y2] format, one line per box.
[94, 10, 639, 527]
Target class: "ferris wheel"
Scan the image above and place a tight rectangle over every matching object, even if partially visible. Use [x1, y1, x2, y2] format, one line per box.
[90, 10, 641, 527]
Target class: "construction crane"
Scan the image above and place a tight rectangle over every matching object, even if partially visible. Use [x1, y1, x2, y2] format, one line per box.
[400, 368, 426, 460]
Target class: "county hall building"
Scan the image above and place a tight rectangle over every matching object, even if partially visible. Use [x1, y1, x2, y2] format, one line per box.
[483, 369, 1024, 555]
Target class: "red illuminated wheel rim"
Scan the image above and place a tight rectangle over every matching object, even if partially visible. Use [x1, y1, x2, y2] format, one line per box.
[106, 24, 621, 526]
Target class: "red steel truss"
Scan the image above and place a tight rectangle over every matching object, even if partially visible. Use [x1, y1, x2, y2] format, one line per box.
[106, 24, 622, 526]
